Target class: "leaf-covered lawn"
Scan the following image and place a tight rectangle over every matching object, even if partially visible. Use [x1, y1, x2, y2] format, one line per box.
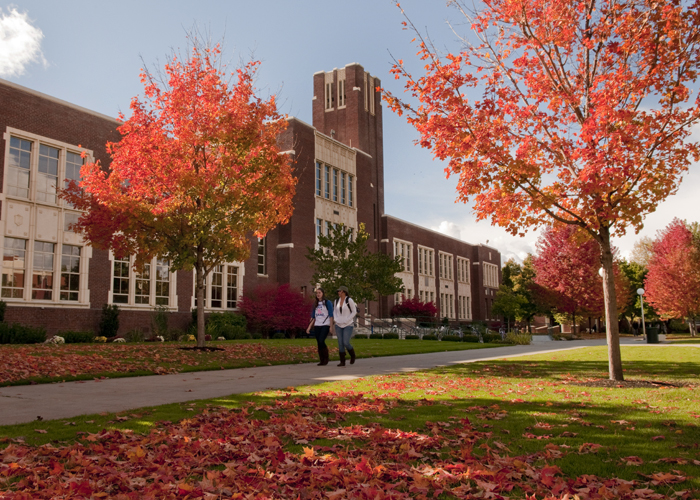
[1, 346, 698, 499]
[0, 339, 496, 387]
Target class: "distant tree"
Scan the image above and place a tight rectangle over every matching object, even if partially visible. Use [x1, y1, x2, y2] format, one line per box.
[306, 223, 404, 305]
[514, 255, 545, 331]
[63, 43, 296, 347]
[619, 259, 658, 330]
[492, 284, 526, 331]
[385, 0, 700, 380]
[533, 225, 630, 335]
[645, 219, 700, 337]
[239, 283, 312, 338]
[629, 237, 654, 267]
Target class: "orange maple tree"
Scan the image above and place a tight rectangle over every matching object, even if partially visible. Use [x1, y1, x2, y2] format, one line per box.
[645, 218, 700, 336]
[63, 44, 296, 346]
[384, 0, 700, 379]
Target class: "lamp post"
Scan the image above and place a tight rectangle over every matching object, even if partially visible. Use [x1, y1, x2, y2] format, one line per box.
[637, 288, 646, 339]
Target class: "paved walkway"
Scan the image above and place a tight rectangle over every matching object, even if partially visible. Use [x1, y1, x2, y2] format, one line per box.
[0, 337, 651, 426]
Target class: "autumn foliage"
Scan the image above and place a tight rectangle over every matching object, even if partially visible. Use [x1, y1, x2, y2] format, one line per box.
[238, 283, 313, 338]
[533, 224, 631, 331]
[645, 219, 700, 336]
[385, 0, 700, 379]
[63, 42, 295, 347]
[390, 296, 438, 320]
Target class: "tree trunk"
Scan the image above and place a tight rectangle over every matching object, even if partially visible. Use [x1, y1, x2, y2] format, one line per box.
[688, 317, 697, 337]
[196, 250, 206, 348]
[598, 229, 624, 381]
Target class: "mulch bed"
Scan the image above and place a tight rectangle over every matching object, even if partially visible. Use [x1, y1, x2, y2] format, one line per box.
[571, 379, 693, 388]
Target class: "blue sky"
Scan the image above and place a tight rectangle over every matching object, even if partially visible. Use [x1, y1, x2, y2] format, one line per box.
[2, 0, 698, 264]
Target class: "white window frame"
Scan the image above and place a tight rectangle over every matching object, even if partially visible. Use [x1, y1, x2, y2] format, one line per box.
[418, 246, 434, 277]
[337, 78, 346, 108]
[192, 262, 243, 311]
[109, 253, 177, 309]
[394, 239, 413, 273]
[484, 262, 499, 288]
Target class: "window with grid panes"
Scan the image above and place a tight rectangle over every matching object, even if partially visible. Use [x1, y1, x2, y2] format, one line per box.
[60, 245, 81, 301]
[2, 237, 27, 298]
[32, 241, 54, 300]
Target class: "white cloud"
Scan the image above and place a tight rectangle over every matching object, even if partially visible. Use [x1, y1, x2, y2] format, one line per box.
[0, 7, 46, 78]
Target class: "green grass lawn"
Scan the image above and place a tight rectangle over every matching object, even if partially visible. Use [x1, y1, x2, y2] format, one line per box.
[1, 345, 698, 498]
[0, 338, 501, 387]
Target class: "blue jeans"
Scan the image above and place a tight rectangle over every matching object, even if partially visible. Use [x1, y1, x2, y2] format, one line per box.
[313, 325, 330, 349]
[336, 325, 354, 353]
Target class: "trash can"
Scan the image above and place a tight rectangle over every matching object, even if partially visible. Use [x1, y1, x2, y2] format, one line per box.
[646, 327, 659, 344]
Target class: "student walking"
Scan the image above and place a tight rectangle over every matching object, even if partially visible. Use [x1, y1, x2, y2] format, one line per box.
[306, 288, 334, 366]
[334, 286, 357, 366]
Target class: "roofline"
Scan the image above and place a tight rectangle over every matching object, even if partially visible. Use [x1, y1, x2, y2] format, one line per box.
[382, 214, 500, 252]
[0, 78, 120, 124]
[286, 116, 372, 159]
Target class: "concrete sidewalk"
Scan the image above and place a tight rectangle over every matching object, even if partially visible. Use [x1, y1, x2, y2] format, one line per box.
[0, 337, 646, 426]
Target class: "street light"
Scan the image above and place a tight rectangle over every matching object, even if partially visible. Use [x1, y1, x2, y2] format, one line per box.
[637, 288, 646, 339]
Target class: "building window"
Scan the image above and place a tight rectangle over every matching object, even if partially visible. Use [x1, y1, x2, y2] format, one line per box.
[32, 241, 54, 300]
[341, 172, 347, 205]
[369, 76, 375, 115]
[458, 295, 472, 320]
[439, 252, 453, 280]
[195, 263, 241, 310]
[7, 137, 32, 198]
[315, 161, 322, 196]
[60, 245, 81, 301]
[2, 237, 26, 298]
[211, 265, 223, 308]
[316, 218, 323, 246]
[226, 266, 239, 308]
[484, 262, 499, 288]
[333, 168, 339, 202]
[37, 145, 59, 204]
[364, 73, 369, 111]
[112, 256, 130, 304]
[325, 82, 333, 110]
[324, 165, 331, 199]
[394, 239, 412, 272]
[457, 257, 470, 283]
[418, 247, 434, 276]
[111, 255, 173, 306]
[348, 175, 354, 207]
[338, 79, 346, 108]
[257, 237, 267, 275]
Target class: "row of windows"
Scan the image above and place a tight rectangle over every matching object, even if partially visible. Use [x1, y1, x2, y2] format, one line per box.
[2, 237, 81, 301]
[457, 257, 470, 284]
[419, 290, 435, 304]
[325, 79, 347, 110]
[7, 135, 84, 206]
[315, 162, 354, 207]
[458, 296, 472, 320]
[397, 241, 471, 284]
[324, 75, 375, 115]
[394, 289, 414, 304]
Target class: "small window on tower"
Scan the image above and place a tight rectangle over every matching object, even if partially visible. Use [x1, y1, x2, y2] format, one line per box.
[338, 79, 346, 108]
[325, 82, 334, 110]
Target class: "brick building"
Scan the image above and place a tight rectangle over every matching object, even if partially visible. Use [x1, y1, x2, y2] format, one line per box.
[0, 63, 501, 336]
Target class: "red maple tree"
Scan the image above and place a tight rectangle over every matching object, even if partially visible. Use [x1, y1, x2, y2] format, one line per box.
[385, 0, 700, 379]
[62, 43, 296, 346]
[533, 224, 630, 334]
[645, 218, 700, 336]
[238, 283, 313, 338]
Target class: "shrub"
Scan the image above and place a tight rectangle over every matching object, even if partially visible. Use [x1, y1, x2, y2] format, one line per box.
[441, 334, 462, 342]
[482, 333, 502, 343]
[271, 331, 286, 339]
[164, 328, 184, 342]
[353, 334, 370, 339]
[239, 284, 312, 338]
[383, 333, 399, 339]
[405, 334, 419, 340]
[152, 305, 170, 337]
[0, 323, 47, 344]
[505, 331, 532, 345]
[206, 312, 248, 340]
[124, 328, 145, 342]
[390, 297, 438, 324]
[0, 300, 6, 322]
[60, 331, 96, 344]
[99, 304, 120, 338]
[462, 334, 480, 343]
[422, 334, 438, 341]
[369, 333, 383, 339]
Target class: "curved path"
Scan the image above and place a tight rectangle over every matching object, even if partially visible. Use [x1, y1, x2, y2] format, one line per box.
[0, 337, 652, 426]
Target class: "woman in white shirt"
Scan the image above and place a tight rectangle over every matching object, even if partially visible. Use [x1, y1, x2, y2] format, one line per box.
[334, 286, 357, 366]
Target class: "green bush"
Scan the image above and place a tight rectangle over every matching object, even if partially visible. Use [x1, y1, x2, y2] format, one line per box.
[0, 323, 47, 344]
[369, 333, 383, 339]
[669, 319, 689, 333]
[206, 312, 248, 340]
[99, 304, 120, 338]
[422, 334, 438, 341]
[441, 334, 462, 342]
[462, 334, 480, 343]
[124, 328, 145, 343]
[383, 333, 399, 340]
[482, 333, 502, 343]
[505, 331, 532, 345]
[405, 334, 419, 340]
[271, 331, 286, 339]
[353, 334, 370, 339]
[152, 305, 170, 337]
[60, 330, 95, 344]
[0, 300, 6, 322]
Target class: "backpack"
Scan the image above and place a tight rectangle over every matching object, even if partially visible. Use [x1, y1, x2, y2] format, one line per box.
[337, 297, 353, 314]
